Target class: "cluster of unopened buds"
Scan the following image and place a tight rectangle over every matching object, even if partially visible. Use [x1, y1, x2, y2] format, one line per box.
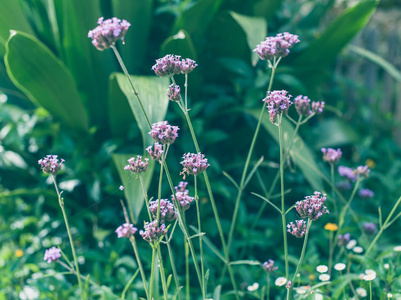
[263, 90, 293, 123]
[124, 156, 149, 174]
[152, 55, 197, 77]
[181, 153, 210, 176]
[115, 223, 138, 238]
[38, 155, 64, 175]
[149, 199, 178, 223]
[321, 148, 342, 165]
[149, 121, 180, 145]
[287, 220, 307, 238]
[172, 181, 194, 211]
[295, 192, 329, 221]
[253, 32, 300, 61]
[88, 17, 130, 50]
[140, 220, 168, 244]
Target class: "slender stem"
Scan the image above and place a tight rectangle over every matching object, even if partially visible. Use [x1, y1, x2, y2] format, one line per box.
[266, 274, 270, 300]
[149, 247, 156, 300]
[129, 237, 150, 299]
[166, 237, 183, 300]
[52, 175, 84, 300]
[328, 231, 334, 276]
[330, 164, 338, 217]
[185, 239, 190, 300]
[287, 219, 313, 299]
[121, 269, 140, 300]
[195, 176, 206, 299]
[156, 146, 166, 226]
[370, 281, 372, 300]
[157, 245, 169, 300]
[139, 175, 152, 221]
[278, 115, 289, 279]
[184, 74, 188, 111]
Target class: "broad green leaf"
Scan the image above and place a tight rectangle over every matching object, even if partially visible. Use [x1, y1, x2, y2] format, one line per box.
[112, 0, 154, 74]
[246, 109, 324, 191]
[252, 0, 283, 21]
[213, 285, 221, 300]
[5, 31, 88, 131]
[114, 73, 170, 148]
[112, 153, 155, 223]
[348, 45, 401, 82]
[0, 0, 34, 56]
[229, 11, 267, 66]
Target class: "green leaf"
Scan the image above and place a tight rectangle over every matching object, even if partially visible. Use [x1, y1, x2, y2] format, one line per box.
[229, 260, 261, 266]
[213, 285, 221, 300]
[114, 73, 170, 148]
[246, 109, 324, 191]
[0, 0, 34, 56]
[229, 11, 267, 66]
[348, 45, 401, 82]
[5, 31, 89, 131]
[112, 153, 155, 223]
[252, 0, 283, 21]
[312, 118, 359, 149]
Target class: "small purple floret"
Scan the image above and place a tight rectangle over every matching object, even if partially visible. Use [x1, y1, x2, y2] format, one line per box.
[312, 101, 325, 114]
[321, 148, 342, 165]
[115, 223, 138, 238]
[181, 153, 210, 176]
[253, 32, 300, 61]
[295, 191, 329, 221]
[146, 143, 164, 162]
[338, 166, 356, 182]
[287, 220, 307, 238]
[363, 222, 377, 235]
[38, 155, 65, 175]
[337, 233, 351, 246]
[149, 121, 179, 145]
[294, 95, 312, 116]
[152, 55, 182, 77]
[263, 259, 278, 272]
[354, 165, 370, 179]
[359, 189, 374, 199]
[140, 220, 168, 244]
[263, 90, 293, 123]
[172, 181, 194, 211]
[180, 58, 198, 74]
[44, 247, 61, 263]
[167, 84, 181, 101]
[149, 199, 178, 223]
[124, 156, 149, 174]
[88, 17, 131, 50]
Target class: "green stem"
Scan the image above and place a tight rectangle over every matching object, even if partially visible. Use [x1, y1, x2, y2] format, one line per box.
[370, 281, 372, 300]
[121, 269, 140, 300]
[139, 174, 152, 221]
[157, 245, 169, 300]
[156, 146, 166, 226]
[129, 237, 149, 299]
[328, 231, 334, 276]
[149, 247, 156, 300]
[195, 175, 206, 299]
[330, 164, 338, 217]
[166, 236, 183, 300]
[267, 274, 270, 300]
[52, 175, 84, 300]
[185, 239, 190, 300]
[287, 219, 313, 299]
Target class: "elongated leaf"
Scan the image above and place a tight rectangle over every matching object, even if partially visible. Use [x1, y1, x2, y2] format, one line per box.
[229, 11, 266, 66]
[312, 118, 359, 149]
[348, 45, 401, 82]
[112, 153, 155, 223]
[246, 109, 323, 191]
[229, 260, 261, 266]
[252, 0, 283, 21]
[213, 285, 221, 300]
[5, 31, 88, 131]
[0, 0, 34, 56]
[114, 73, 170, 148]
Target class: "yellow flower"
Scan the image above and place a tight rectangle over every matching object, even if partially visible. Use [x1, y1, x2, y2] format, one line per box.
[324, 223, 338, 231]
[366, 159, 375, 169]
[309, 274, 316, 281]
[15, 249, 24, 257]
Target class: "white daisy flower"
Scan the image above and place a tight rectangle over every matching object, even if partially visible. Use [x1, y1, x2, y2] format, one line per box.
[346, 239, 357, 249]
[388, 293, 393, 298]
[384, 263, 390, 269]
[316, 265, 328, 273]
[313, 294, 324, 300]
[247, 282, 259, 291]
[356, 287, 367, 297]
[364, 273, 376, 281]
[393, 246, 401, 252]
[353, 246, 363, 253]
[358, 273, 366, 280]
[334, 263, 346, 271]
[365, 269, 376, 276]
[275, 277, 287, 286]
[319, 274, 330, 281]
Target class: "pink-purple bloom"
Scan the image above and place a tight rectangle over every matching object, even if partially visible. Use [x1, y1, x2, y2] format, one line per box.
[354, 165, 370, 179]
[152, 55, 182, 77]
[363, 222, 377, 235]
[38, 155, 65, 175]
[338, 166, 356, 182]
[294, 95, 312, 116]
[146, 142, 164, 162]
[337, 233, 351, 246]
[149, 121, 179, 145]
[287, 220, 307, 238]
[312, 101, 325, 114]
[124, 156, 149, 173]
[140, 220, 168, 244]
[263, 90, 293, 123]
[321, 148, 342, 165]
[180, 58, 198, 74]
[181, 153, 210, 176]
[172, 182, 194, 211]
[115, 223, 138, 238]
[119, 185, 124, 191]
[44, 247, 61, 263]
[295, 192, 329, 221]
[167, 84, 181, 101]
[359, 189, 374, 199]
[336, 181, 352, 191]
[263, 259, 278, 272]
[149, 199, 178, 223]
[253, 32, 300, 61]
[88, 17, 131, 50]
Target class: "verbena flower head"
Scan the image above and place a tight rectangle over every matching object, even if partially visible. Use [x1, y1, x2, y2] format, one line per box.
[337, 233, 351, 246]
[146, 143, 164, 162]
[363, 222, 377, 234]
[152, 55, 182, 77]
[285, 281, 291, 289]
[181, 153, 210, 176]
[287, 220, 307, 238]
[180, 58, 198, 74]
[43, 247, 61, 263]
[149, 199, 178, 223]
[263, 259, 278, 273]
[253, 32, 300, 61]
[88, 17, 131, 50]
[140, 220, 168, 244]
[149, 121, 179, 144]
[263, 90, 293, 123]
[294, 95, 312, 116]
[338, 166, 356, 182]
[359, 188, 374, 199]
[167, 84, 181, 101]
[354, 165, 370, 179]
[295, 192, 329, 221]
[172, 181, 194, 211]
[321, 148, 342, 165]
[124, 156, 149, 173]
[38, 155, 65, 175]
[115, 223, 138, 238]
[312, 101, 325, 114]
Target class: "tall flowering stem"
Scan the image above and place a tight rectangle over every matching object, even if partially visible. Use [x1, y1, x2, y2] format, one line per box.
[51, 175, 85, 300]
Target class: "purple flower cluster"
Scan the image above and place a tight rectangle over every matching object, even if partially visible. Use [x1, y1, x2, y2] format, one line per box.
[287, 220, 307, 238]
[337, 233, 351, 246]
[363, 222, 377, 235]
[38, 155, 65, 175]
[140, 220, 168, 244]
[321, 148, 342, 165]
[149, 199, 178, 223]
[338, 166, 356, 182]
[181, 153, 210, 176]
[295, 191, 329, 221]
[354, 165, 370, 179]
[152, 55, 197, 77]
[263, 259, 278, 272]
[115, 223, 138, 238]
[149, 121, 179, 145]
[172, 181, 194, 211]
[359, 189, 374, 199]
[167, 84, 181, 101]
[146, 143, 164, 162]
[44, 247, 61, 263]
[263, 90, 293, 123]
[88, 17, 131, 50]
[294, 95, 312, 116]
[312, 101, 325, 114]
[336, 181, 352, 191]
[124, 156, 149, 174]
[253, 32, 300, 61]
